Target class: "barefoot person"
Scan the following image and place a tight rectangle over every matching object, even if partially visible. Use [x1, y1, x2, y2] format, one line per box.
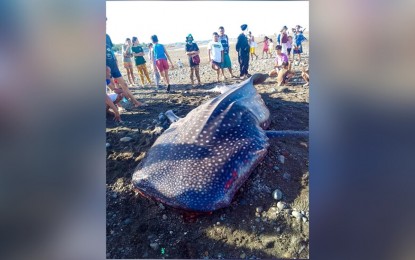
[218, 26, 237, 79]
[122, 38, 135, 86]
[207, 32, 224, 82]
[268, 39, 274, 58]
[151, 35, 174, 92]
[268, 45, 293, 86]
[248, 31, 258, 61]
[131, 37, 152, 87]
[236, 24, 251, 79]
[258, 36, 270, 59]
[185, 34, 201, 86]
[106, 31, 143, 107]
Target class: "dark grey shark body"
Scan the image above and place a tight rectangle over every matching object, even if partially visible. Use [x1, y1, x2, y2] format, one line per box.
[132, 74, 304, 212]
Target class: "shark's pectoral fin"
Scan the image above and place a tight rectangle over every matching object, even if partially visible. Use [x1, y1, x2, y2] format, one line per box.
[251, 73, 269, 85]
[164, 110, 182, 123]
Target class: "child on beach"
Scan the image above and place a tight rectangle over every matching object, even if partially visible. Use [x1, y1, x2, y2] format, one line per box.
[177, 59, 183, 69]
[185, 34, 202, 86]
[147, 43, 161, 89]
[207, 32, 224, 82]
[268, 39, 274, 58]
[151, 35, 175, 92]
[218, 26, 237, 79]
[122, 38, 135, 86]
[268, 45, 294, 86]
[248, 31, 258, 61]
[258, 36, 270, 59]
[293, 30, 307, 61]
[131, 37, 152, 87]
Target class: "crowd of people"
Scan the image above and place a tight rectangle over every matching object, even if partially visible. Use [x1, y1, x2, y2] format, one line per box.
[105, 20, 309, 122]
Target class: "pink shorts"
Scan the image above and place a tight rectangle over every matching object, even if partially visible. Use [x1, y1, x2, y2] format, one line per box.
[156, 59, 169, 72]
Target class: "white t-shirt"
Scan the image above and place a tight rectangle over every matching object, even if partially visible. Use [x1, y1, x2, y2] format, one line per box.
[207, 41, 223, 63]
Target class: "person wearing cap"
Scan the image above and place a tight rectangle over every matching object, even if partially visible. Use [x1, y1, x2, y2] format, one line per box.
[218, 26, 237, 79]
[185, 34, 201, 86]
[236, 24, 251, 79]
[207, 32, 224, 82]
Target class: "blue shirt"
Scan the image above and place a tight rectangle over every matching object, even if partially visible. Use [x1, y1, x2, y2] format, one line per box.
[295, 33, 306, 46]
[153, 43, 167, 60]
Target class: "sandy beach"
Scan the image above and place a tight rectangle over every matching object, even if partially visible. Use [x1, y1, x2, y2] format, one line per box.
[106, 36, 309, 259]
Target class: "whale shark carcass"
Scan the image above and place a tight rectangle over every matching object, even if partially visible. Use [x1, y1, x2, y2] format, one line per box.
[132, 74, 308, 212]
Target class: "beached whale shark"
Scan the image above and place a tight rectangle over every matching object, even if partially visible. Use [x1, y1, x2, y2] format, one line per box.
[132, 74, 308, 212]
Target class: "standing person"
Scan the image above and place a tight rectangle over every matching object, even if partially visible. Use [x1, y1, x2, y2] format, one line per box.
[277, 33, 281, 45]
[293, 30, 307, 62]
[151, 35, 175, 92]
[258, 36, 270, 59]
[122, 38, 135, 86]
[131, 37, 152, 87]
[218, 26, 237, 79]
[280, 25, 289, 55]
[236, 24, 251, 79]
[147, 43, 161, 89]
[177, 59, 183, 69]
[287, 36, 293, 59]
[185, 34, 201, 86]
[248, 31, 258, 61]
[207, 32, 224, 82]
[268, 39, 274, 58]
[106, 30, 143, 107]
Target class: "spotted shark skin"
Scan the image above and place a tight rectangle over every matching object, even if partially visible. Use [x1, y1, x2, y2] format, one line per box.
[132, 74, 273, 212]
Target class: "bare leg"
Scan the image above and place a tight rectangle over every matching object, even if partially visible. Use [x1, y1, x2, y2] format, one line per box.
[163, 70, 170, 85]
[195, 66, 201, 84]
[190, 67, 195, 85]
[221, 68, 226, 80]
[115, 77, 143, 107]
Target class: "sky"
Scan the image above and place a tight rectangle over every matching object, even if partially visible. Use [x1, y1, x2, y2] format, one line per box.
[106, 1, 309, 44]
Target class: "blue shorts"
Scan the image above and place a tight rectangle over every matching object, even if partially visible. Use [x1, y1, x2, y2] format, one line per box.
[106, 58, 122, 78]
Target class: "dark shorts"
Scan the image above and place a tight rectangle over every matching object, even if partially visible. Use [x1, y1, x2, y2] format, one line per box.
[287, 48, 292, 55]
[212, 60, 222, 68]
[106, 59, 122, 78]
[293, 45, 303, 54]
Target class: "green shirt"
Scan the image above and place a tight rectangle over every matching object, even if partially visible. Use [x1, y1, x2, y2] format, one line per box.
[131, 45, 146, 65]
